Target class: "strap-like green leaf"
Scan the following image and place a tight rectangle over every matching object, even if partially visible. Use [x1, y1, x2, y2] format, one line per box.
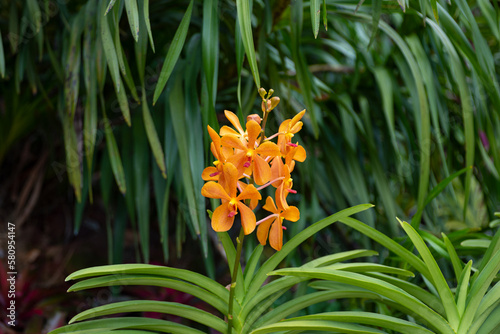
[48, 317, 205, 334]
[236, 0, 260, 88]
[252, 319, 388, 333]
[66, 264, 228, 300]
[280, 311, 435, 334]
[399, 219, 460, 330]
[243, 244, 263, 291]
[270, 268, 455, 334]
[456, 260, 472, 316]
[152, 0, 193, 104]
[68, 274, 228, 314]
[310, 0, 321, 38]
[253, 292, 383, 331]
[102, 111, 127, 194]
[0, 28, 5, 78]
[442, 233, 464, 281]
[339, 217, 430, 278]
[458, 248, 500, 333]
[124, 0, 140, 41]
[245, 204, 373, 302]
[69, 300, 227, 333]
[142, 86, 166, 178]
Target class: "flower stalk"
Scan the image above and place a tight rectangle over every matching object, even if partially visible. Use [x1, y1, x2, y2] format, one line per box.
[227, 227, 245, 334]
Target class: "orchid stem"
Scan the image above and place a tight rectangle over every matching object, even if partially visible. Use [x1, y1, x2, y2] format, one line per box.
[227, 227, 245, 334]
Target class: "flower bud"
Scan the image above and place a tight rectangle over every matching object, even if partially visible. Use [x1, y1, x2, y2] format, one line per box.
[267, 89, 274, 98]
[259, 88, 267, 99]
[269, 97, 280, 111]
[247, 114, 262, 124]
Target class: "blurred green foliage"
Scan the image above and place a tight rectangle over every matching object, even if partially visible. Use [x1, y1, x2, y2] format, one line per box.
[1, 0, 499, 274]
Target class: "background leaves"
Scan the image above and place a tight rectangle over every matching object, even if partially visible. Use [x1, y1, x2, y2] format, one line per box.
[0, 0, 499, 274]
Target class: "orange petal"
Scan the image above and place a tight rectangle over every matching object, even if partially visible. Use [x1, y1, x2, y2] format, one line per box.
[222, 134, 248, 151]
[224, 110, 245, 136]
[256, 141, 281, 157]
[270, 157, 284, 187]
[211, 203, 235, 232]
[237, 183, 261, 202]
[222, 146, 233, 159]
[262, 196, 278, 214]
[227, 151, 249, 176]
[269, 219, 283, 251]
[278, 119, 291, 133]
[275, 184, 290, 211]
[283, 206, 300, 222]
[246, 120, 261, 148]
[220, 125, 240, 137]
[291, 109, 306, 126]
[292, 145, 306, 162]
[252, 154, 271, 185]
[201, 182, 231, 201]
[202, 166, 219, 181]
[237, 202, 256, 235]
[221, 163, 239, 197]
[290, 121, 303, 134]
[257, 215, 275, 245]
[208, 125, 221, 147]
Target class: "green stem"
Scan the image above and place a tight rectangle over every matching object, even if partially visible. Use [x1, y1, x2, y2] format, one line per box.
[227, 227, 245, 334]
[258, 101, 270, 145]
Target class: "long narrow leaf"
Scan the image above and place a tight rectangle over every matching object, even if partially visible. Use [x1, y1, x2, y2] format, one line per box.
[399, 219, 460, 330]
[236, 0, 260, 88]
[269, 268, 455, 334]
[68, 301, 227, 333]
[152, 0, 193, 104]
[245, 204, 373, 301]
[49, 317, 205, 334]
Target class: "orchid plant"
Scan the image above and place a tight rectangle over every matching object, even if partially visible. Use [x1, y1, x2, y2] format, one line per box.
[49, 90, 500, 334]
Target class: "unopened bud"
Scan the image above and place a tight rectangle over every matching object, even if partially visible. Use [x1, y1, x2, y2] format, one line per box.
[247, 114, 262, 124]
[269, 97, 280, 110]
[259, 88, 267, 99]
[267, 89, 274, 98]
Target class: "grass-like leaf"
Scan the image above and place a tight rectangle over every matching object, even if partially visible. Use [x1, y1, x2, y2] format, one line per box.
[269, 268, 455, 334]
[152, 0, 193, 104]
[310, 0, 321, 38]
[236, 0, 260, 88]
[49, 317, 206, 334]
[68, 274, 228, 314]
[399, 219, 460, 330]
[69, 300, 227, 333]
[245, 204, 373, 301]
[66, 264, 229, 300]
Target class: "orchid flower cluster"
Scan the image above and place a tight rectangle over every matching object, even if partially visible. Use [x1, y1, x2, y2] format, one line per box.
[201, 89, 306, 251]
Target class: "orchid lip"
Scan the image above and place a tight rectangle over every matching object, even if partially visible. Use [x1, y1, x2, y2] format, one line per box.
[286, 189, 297, 194]
[209, 171, 221, 177]
[286, 142, 298, 147]
[228, 211, 237, 218]
[243, 161, 251, 168]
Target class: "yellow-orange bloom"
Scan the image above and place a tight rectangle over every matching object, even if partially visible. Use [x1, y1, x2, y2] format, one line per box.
[202, 125, 232, 181]
[201, 163, 261, 234]
[277, 109, 306, 157]
[222, 120, 280, 185]
[257, 196, 300, 251]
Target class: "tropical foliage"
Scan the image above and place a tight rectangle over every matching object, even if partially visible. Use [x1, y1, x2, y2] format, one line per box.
[1, 0, 500, 332]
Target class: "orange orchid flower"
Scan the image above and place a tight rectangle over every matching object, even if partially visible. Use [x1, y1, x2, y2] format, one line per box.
[277, 109, 306, 156]
[220, 110, 246, 138]
[257, 196, 300, 251]
[222, 120, 281, 185]
[201, 163, 261, 235]
[202, 125, 233, 181]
